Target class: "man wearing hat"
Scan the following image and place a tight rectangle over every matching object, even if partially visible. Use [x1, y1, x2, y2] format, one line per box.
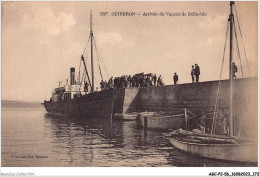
[194, 64, 200, 83]
[191, 65, 195, 83]
[173, 72, 178, 85]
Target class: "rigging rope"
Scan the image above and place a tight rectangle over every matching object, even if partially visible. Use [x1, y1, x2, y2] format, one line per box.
[82, 54, 92, 88]
[75, 68, 86, 93]
[83, 69, 87, 84]
[58, 78, 69, 87]
[83, 55, 91, 72]
[93, 37, 104, 81]
[93, 36, 110, 79]
[77, 60, 82, 84]
[211, 21, 230, 135]
[233, 19, 244, 77]
[83, 35, 91, 56]
[80, 70, 86, 86]
[234, 5, 251, 76]
[234, 6, 252, 136]
[77, 32, 92, 90]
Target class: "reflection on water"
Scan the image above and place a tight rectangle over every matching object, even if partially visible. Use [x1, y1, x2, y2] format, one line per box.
[1, 103, 257, 167]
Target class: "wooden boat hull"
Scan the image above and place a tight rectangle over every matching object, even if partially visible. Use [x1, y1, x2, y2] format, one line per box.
[113, 112, 138, 121]
[170, 138, 258, 163]
[140, 114, 184, 130]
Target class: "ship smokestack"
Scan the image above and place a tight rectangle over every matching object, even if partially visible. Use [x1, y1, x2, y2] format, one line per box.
[70, 67, 75, 85]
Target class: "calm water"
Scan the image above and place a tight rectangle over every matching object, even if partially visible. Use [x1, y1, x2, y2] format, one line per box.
[1, 101, 257, 167]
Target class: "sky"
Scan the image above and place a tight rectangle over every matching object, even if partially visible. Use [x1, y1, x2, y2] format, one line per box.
[2, 1, 258, 102]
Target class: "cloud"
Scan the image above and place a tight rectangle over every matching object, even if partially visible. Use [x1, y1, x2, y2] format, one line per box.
[197, 14, 227, 47]
[57, 12, 76, 32]
[23, 7, 76, 44]
[206, 38, 213, 46]
[165, 53, 173, 58]
[97, 31, 123, 45]
[198, 14, 226, 33]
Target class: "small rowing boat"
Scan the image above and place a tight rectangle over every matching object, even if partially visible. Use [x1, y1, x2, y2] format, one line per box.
[139, 112, 185, 131]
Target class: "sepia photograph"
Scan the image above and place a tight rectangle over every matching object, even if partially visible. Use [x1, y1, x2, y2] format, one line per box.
[1, 0, 258, 175]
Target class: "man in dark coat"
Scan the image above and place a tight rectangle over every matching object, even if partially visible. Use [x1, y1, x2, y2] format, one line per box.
[152, 74, 157, 86]
[232, 62, 238, 79]
[157, 75, 163, 86]
[100, 80, 104, 90]
[191, 65, 195, 83]
[194, 64, 200, 83]
[173, 72, 178, 85]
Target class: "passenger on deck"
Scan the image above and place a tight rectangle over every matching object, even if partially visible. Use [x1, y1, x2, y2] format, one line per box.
[124, 76, 128, 88]
[100, 80, 104, 90]
[148, 76, 153, 87]
[84, 82, 89, 92]
[111, 73, 163, 88]
[108, 77, 113, 88]
[152, 74, 157, 86]
[104, 80, 108, 89]
[127, 75, 132, 87]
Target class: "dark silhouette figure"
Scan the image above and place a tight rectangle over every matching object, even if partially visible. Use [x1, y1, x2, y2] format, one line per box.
[157, 75, 163, 86]
[152, 74, 157, 86]
[232, 62, 238, 79]
[84, 82, 89, 92]
[194, 64, 200, 83]
[191, 65, 195, 83]
[173, 73, 178, 85]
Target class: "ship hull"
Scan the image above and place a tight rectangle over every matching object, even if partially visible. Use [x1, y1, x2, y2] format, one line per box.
[170, 138, 258, 163]
[140, 114, 185, 130]
[44, 89, 116, 119]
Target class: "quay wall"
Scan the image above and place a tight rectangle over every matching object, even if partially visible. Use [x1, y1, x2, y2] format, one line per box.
[114, 78, 258, 137]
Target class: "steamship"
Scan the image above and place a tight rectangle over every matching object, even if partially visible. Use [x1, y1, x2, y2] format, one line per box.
[43, 13, 121, 119]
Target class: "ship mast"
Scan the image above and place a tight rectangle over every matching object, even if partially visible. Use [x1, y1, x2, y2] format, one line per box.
[229, 1, 234, 137]
[90, 10, 94, 93]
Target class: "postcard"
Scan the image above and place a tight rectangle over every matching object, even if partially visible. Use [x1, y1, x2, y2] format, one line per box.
[1, 1, 258, 176]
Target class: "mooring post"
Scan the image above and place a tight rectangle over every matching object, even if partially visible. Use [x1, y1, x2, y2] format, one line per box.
[184, 108, 188, 130]
[144, 117, 147, 130]
[110, 89, 114, 124]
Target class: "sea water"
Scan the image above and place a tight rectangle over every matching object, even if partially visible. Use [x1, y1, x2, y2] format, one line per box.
[1, 101, 256, 167]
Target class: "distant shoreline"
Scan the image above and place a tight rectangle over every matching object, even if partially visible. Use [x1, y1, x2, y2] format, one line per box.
[2, 100, 41, 104]
[2, 100, 42, 108]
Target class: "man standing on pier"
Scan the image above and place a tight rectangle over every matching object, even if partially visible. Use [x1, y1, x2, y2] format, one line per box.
[157, 75, 163, 86]
[232, 62, 238, 79]
[191, 65, 195, 83]
[173, 73, 178, 85]
[194, 64, 200, 82]
[152, 74, 157, 86]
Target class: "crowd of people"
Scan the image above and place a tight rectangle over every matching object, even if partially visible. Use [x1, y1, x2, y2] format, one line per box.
[86, 62, 239, 91]
[100, 73, 164, 90]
